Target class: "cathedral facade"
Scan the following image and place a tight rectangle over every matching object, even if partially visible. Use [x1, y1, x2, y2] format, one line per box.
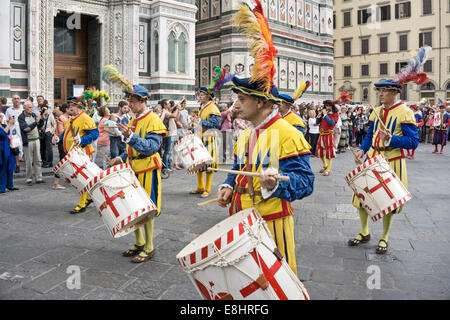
[195, 0, 334, 103]
[0, 0, 333, 107]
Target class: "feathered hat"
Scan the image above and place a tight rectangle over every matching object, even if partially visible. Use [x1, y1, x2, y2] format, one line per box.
[331, 90, 352, 105]
[199, 67, 236, 99]
[409, 104, 418, 110]
[67, 96, 86, 108]
[437, 98, 448, 109]
[230, 0, 281, 103]
[278, 80, 311, 105]
[82, 87, 110, 103]
[101, 64, 149, 100]
[375, 46, 431, 92]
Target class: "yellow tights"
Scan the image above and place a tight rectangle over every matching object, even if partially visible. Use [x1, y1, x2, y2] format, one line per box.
[134, 219, 155, 253]
[357, 208, 394, 247]
[321, 157, 333, 173]
[197, 172, 213, 192]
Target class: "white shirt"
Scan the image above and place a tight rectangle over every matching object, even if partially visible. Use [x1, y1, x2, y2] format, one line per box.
[336, 115, 342, 129]
[5, 105, 23, 139]
[44, 112, 56, 133]
[308, 118, 319, 134]
[92, 111, 101, 125]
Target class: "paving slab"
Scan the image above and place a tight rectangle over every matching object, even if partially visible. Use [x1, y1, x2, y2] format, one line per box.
[0, 144, 448, 299]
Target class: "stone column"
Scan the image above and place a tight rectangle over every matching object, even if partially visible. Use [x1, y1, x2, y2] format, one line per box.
[28, 0, 40, 98]
[0, 0, 11, 98]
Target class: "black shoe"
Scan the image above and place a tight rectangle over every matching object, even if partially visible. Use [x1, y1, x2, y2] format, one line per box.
[8, 187, 19, 191]
[15, 167, 20, 173]
[36, 180, 46, 184]
[85, 198, 93, 208]
[70, 205, 86, 214]
[42, 164, 52, 168]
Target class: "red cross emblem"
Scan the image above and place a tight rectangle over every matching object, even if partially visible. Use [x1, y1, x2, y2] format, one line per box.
[70, 162, 89, 180]
[99, 187, 125, 218]
[239, 250, 287, 300]
[369, 169, 394, 199]
[182, 146, 198, 161]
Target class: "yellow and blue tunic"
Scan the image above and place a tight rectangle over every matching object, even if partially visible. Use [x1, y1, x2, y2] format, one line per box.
[61, 111, 99, 155]
[199, 100, 221, 169]
[120, 109, 167, 215]
[59, 111, 99, 208]
[352, 102, 419, 213]
[282, 111, 307, 135]
[222, 112, 315, 274]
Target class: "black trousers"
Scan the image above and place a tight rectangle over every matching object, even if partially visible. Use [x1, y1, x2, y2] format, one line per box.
[40, 131, 54, 166]
[309, 133, 319, 155]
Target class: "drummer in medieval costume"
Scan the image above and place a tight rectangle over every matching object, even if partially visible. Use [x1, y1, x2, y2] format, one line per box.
[432, 100, 450, 154]
[216, 0, 315, 276]
[277, 81, 310, 135]
[190, 69, 229, 198]
[55, 96, 99, 214]
[350, 46, 430, 254]
[104, 65, 168, 263]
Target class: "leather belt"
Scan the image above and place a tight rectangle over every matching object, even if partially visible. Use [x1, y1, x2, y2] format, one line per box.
[235, 186, 262, 197]
[372, 146, 394, 152]
[129, 154, 151, 161]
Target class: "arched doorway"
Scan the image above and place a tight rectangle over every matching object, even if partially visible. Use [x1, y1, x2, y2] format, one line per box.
[420, 82, 435, 106]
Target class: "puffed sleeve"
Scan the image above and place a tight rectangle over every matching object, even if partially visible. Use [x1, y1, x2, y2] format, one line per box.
[270, 131, 314, 202]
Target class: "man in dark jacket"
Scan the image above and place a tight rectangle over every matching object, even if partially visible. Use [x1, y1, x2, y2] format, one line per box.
[18, 101, 45, 185]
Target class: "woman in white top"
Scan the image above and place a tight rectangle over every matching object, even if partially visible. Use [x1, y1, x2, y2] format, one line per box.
[308, 109, 320, 156]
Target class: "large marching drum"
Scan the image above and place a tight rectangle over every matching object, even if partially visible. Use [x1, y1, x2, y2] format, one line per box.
[176, 208, 310, 300]
[53, 146, 102, 195]
[174, 134, 213, 174]
[346, 154, 412, 222]
[84, 163, 158, 238]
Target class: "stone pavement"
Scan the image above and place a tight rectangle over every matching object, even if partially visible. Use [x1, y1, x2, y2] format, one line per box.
[0, 144, 449, 300]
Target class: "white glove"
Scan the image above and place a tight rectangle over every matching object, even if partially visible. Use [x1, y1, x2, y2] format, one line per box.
[260, 167, 280, 199]
[73, 134, 81, 145]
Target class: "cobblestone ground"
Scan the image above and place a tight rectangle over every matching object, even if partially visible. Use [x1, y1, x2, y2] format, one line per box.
[0, 144, 449, 300]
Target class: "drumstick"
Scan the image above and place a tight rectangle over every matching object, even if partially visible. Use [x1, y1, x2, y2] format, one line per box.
[373, 109, 389, 133]
[98, 149, 112, 164]
[349, 146, 362, 165]
[197, 198, 220, 207]
[100, 125, 136, 129]
[207, 167, 290, 181]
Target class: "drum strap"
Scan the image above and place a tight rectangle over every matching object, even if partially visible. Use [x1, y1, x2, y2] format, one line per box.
[234, 186, 262, 197]
[372, 146, 394, 152]
[129, 153, 152, 161]
[244, 139, 256, 204]
[69, 120, 76, 139]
